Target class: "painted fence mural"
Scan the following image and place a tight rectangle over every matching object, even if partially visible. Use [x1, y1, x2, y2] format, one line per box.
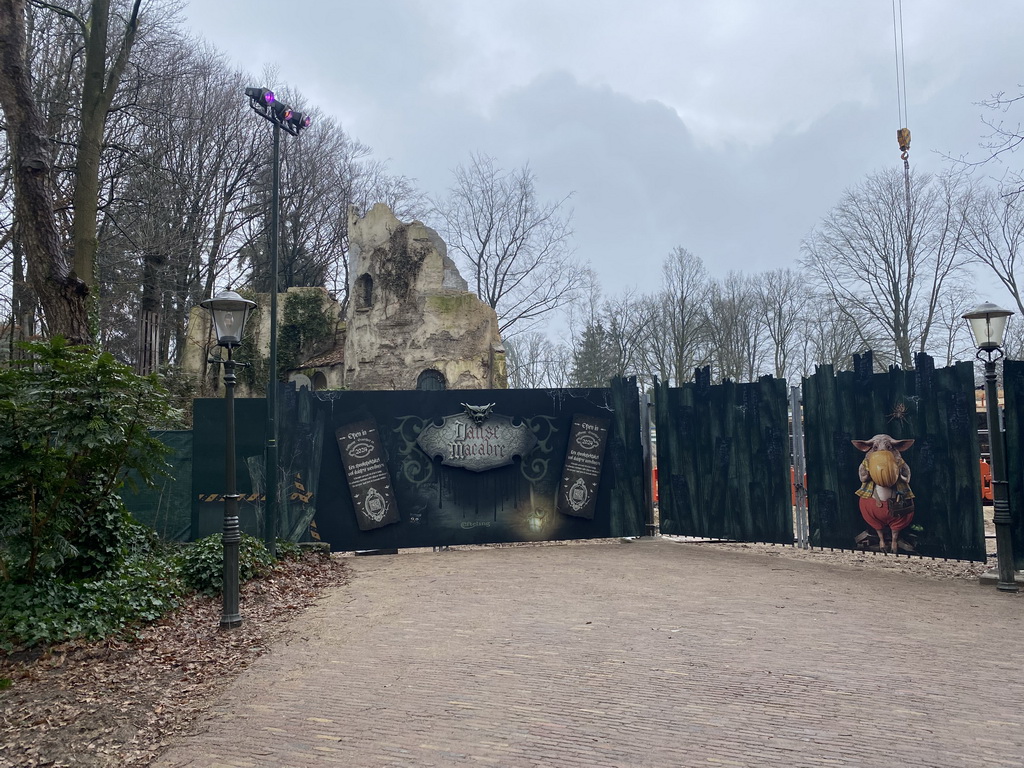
[142, 357, 991, 563]
[802, 353, 985, 561]
[655, 368, 793, 544]
[189, 379, 646, 550]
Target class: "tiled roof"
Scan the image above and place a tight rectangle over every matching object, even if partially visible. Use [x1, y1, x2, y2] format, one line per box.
[296, 346, 345, 368]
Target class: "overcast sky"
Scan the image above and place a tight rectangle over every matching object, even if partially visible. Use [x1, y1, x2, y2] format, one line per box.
[184, 0, 1023, 305]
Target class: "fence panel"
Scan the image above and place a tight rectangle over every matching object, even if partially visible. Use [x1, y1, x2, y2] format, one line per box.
[119, 430, 193, 541]
[803, 353, 984, 560]
[655, 369, 792, 544]
[190, 380, 646, 550]
[997, 359, 1024, 569]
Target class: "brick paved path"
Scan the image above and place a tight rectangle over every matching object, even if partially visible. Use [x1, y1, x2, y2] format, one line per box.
[154, 539, 1024, 768]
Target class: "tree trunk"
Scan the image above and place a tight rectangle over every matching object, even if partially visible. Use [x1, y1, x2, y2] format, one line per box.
[72, 0, 141, 290]
[0, 0, 90, 342]
[137, 249, 164, 374]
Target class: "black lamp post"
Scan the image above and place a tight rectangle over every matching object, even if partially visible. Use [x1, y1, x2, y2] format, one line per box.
[201, 289, 257, 627]
[244, 87, 313, 556]
[962, 301, 1019, 592]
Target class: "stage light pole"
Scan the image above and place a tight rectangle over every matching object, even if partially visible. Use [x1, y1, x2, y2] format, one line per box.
[963, 301, 1019, 592]
[201, 289, 257, 627]
[244, 87, 312, 556]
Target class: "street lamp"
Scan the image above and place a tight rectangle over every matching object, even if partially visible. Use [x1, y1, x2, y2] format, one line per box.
[962, 301, 1019, 592]
[245, 86, 313, 555]
[201, 289, 257, 627]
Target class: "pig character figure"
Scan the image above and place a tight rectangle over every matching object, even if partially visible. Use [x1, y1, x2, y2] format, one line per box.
[852, 434, 915, 553]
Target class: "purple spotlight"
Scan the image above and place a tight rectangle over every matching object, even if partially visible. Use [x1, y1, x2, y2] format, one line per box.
[289, 111, 312, 131]
[245, 87, 275, 105]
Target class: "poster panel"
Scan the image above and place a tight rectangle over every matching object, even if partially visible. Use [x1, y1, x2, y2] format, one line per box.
[556, 414, 610, 519]
[335, 418, 400, 531]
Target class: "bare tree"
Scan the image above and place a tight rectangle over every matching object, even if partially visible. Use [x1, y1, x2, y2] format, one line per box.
[801, 169, 973, 369]
[706, 272, 767, 382]
[794, 294, 865, 377]
[432, 152, 583, 337]
[963, 184, 1024, 317]
[966, 89, 1024, 194]
[505, 331, 570, 388]
[645, 246, 711, 385]
[601, 290, 656, 386]
[757, 267, 804, 380]
[102, 42, 268, 367]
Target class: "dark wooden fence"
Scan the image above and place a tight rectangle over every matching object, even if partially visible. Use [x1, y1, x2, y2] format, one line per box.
[997, 359, 1024, 569]
[803, 352, 984, 561]
[655, 368, 792, 544]
[187, 379, 647, 550]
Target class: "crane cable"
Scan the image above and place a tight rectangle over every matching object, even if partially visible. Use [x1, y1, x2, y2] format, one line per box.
[892, 0, 911, 216]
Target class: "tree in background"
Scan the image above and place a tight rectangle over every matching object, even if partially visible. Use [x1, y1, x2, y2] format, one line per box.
[104, 42, 266, 369]
[644, 247, 711, 386]
[505, 331, 570, 389]
[569, 321, 618, 387]
[0, 0, 146, 342]
[963, 184, 1024, 317]
[0, 5, 421, 380]
[432, 152, 583, 337]
[757, 267, 803, 380]
[802, 169, 973, 369]
[706, 272, 765, 382]
[792, 295, 864, 378]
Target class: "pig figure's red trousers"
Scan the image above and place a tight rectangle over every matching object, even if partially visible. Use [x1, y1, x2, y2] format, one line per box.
[859, 497, 914, 532]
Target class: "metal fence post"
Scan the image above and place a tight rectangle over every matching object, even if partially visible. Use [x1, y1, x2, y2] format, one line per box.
[790, 384, 809, 549]
[641, 390, 657, 536]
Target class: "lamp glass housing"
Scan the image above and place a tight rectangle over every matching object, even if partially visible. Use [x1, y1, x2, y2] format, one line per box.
[962, 302, 1013, 351]
[201, 290, 256, 347]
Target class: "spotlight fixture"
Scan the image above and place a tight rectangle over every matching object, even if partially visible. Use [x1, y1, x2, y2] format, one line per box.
[244, 87, 275, 105]
[272, 100, 294, 123]
[289, 111, 312, 131]
[242, 85, 316, 556]
[245, 85, 312, 136]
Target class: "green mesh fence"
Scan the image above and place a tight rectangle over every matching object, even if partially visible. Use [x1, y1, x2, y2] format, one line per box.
[120, 430, 193, 541]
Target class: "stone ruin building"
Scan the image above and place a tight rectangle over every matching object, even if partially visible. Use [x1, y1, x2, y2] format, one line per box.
[185, 203, 506, 394]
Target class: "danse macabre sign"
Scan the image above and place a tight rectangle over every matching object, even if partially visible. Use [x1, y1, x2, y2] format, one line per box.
[557, 414, 610, 519]
[416, 403, 538, 472]
[336, 419, 400, 530]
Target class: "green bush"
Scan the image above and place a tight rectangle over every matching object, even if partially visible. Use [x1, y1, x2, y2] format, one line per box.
[177, 533, 274, 597]
[0, 338, 180, 584]
[273, 539, 302, 561]
[0, 553, 183, 650]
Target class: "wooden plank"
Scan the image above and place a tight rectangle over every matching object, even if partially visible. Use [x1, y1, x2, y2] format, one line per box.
[654, 370, 792, 543]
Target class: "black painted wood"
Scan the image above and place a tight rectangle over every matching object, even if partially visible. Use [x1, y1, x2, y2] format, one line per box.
[655, 370, 792, 544]
[997, 359, 1024, 569]
[803, 353, 984, 561]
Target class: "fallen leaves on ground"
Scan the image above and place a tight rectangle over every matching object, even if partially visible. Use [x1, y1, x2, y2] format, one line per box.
[0, 552, 348, 768]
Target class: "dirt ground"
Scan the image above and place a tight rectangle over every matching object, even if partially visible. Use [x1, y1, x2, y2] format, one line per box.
[0, 553, 350, 768]
[0, 530, 1004, 768]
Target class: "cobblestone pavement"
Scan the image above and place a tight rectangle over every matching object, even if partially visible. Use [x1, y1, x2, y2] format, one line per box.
[154, 538, 1024, 768]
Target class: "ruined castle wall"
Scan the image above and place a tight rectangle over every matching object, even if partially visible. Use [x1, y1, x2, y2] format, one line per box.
[344, 203, 506, 390]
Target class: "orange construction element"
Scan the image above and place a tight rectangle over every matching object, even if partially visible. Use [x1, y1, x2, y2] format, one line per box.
[790, 467, 808, 507]
[980, 460, 993, 502]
